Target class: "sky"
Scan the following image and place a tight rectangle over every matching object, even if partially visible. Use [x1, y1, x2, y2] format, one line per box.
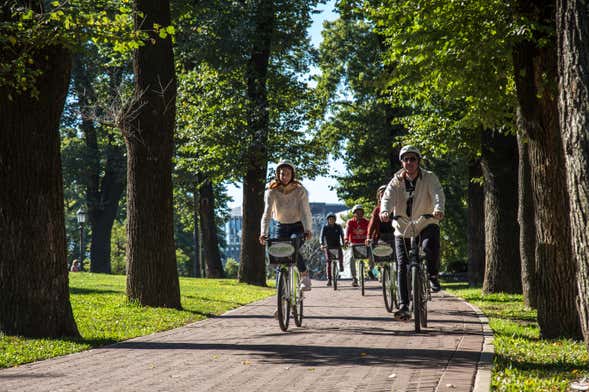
[227, 0, 344, 209]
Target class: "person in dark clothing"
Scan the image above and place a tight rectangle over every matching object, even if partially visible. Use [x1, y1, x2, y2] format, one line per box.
[320, 212, 345, 286]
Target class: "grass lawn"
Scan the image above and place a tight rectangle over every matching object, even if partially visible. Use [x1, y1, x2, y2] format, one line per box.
[0, 274, 274, 368]
[444, 283, 589, 391]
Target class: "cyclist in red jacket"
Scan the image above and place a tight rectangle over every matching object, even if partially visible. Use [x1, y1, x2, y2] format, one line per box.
[345, 205, 369, 287]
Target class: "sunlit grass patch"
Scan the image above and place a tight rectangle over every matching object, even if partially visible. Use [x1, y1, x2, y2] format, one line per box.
[0, 274, 273, 368]
[444, 282, 589, 391]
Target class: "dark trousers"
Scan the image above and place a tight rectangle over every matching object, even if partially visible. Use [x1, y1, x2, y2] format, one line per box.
[324, 248, 343, 279]
[395, 224, 440, 306]
[276, 221, 307, 273]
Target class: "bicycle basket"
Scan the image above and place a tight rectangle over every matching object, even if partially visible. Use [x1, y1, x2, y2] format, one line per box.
[352, 245, 368, 259]
[267, 241, 296, 264]
[372, 243, 393, 262]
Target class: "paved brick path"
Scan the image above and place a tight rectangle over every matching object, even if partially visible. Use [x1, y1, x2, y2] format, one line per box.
[0, 280, 491, 392]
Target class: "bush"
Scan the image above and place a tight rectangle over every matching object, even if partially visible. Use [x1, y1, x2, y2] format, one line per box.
[225, 258, 239, 278]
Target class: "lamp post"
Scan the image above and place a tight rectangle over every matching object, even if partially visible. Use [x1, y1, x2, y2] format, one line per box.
[76, 207, 87, 271]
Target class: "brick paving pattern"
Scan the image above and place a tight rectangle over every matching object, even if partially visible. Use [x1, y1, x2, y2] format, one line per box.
[0, 280, 488, 392]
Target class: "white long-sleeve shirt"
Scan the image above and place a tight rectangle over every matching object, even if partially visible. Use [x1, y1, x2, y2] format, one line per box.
[260, 182, 313, 236]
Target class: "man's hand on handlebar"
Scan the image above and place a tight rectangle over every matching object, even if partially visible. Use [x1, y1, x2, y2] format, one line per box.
[304, 231, 312, 240]
[259, 235, 267, 246]
[434, 211, 444, 220]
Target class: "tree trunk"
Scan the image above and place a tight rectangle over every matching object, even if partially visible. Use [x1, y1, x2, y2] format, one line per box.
[122, 0, 181, 308]
[199, 179, 224, 278]
[0, 45, 79, 337]
[238, 0, 274, 286]
[467, 159, 485, 287]
[481, 131, 521, 294]
[516, 133, 537, 308]
[556, 0, 589, 348]
[72, 57, 126, 273]
[512, 1, 581, 338]
[193, 185, 201, 278]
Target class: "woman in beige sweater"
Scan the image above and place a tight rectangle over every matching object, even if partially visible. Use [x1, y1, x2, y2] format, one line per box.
[259, 160, 313, 290]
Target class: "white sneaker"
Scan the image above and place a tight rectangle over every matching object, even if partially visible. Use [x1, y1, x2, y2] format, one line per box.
[301, 275, 312, 291]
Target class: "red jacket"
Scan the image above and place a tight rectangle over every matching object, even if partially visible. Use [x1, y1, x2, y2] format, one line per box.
[346, 217, 369, 244]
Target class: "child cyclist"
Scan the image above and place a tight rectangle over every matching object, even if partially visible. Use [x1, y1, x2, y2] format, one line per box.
[345, 205, 369, 287]
[320, 212, 345, 286]
[259, 160, 313, 291]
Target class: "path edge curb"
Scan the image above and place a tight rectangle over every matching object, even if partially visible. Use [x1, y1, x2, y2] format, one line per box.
[451, 294, 494, 392]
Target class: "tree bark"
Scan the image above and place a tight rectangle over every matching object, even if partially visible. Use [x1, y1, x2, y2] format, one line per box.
[467, 159, 485, 287]
[0, 45, 79, 337]
[516, 133, 537, 308]
[199, 179, 224, 278]
[122, 0, 181, 308]
[481, 131, 521, 294]
[512, 0, 581, 338]
[193, 184, 201, 278]
[556, 0, 589, 348]
[239, 0, 274, 286]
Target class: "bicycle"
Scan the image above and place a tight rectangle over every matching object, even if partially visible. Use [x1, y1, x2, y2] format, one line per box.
[266, 234, 305, 331]
[394, 214, 434, 333]
[324, 247, 340, 290]
[368, 236, 397, 313]
[351, 244, 369, 296]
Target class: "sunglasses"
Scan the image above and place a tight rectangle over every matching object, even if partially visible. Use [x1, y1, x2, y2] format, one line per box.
[402, 156, 418, 163]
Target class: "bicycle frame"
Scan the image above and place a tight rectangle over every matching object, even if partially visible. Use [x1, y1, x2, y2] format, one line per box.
[396, 214, 434, 332]
[266, 234, 305, 331]
[326, 248, 340, 290]
[351, 244, 369, 295]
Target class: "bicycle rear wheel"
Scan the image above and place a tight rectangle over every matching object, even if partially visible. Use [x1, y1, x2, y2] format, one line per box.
[293, 297, 303, 327]
[360, 261, 365, 296]
[382, 264, 395, 312]
[411, 265, 421, 333]
[277, 270, 290, 331]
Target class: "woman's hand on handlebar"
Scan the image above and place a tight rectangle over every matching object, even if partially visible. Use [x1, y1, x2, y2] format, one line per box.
[304, 231, 312, 240]
[379, 210, 390, 222]
[259, 235, 267, 246]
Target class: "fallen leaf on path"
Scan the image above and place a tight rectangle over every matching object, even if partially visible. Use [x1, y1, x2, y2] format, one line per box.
[388, 373, 396, 379]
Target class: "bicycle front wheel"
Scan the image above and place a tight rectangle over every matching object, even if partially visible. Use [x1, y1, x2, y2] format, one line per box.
[411, 265, 421, 333]
[332, 260, 338, 291]
[293, 296, 304, 327]
[360, 261, 365, 296]
[420, 268, 428, 328]
[277, 270, 290, 331]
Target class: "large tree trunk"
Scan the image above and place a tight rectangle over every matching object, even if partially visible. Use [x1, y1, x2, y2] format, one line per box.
[481, 131, 521, 294]
[238, 0, 274, 286]
[0, 45, 79, 337]
[193, 185, 201, 278]
[122, 0, 181, 308]
[199, 179, 224, 278]
[512, 0, 581, 338]
[556, 0, 589, 349]
[467, 159, 485, 287]
[516, 133, 537, 308]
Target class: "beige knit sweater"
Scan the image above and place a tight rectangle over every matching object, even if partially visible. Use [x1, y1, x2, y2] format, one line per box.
[260, 183, 313, 236]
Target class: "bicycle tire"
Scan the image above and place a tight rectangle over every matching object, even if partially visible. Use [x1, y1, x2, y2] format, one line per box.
[332, 260, 338, 291]
[421, 268, 428, 328]
[382, 264, 393, 312]
[277, 270, 290, 331]
[293, 297, 303, 327]
[411, 265, 421, 333]
[360, 261, 365, 296]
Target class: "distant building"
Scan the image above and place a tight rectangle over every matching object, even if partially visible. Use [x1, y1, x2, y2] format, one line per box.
[224, 207, 242, 262]
[223, 202, 348, 262]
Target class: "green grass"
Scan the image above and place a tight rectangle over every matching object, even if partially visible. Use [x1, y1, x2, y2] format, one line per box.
[445, 283, 589, 391]
[0, 274, 274, 368]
